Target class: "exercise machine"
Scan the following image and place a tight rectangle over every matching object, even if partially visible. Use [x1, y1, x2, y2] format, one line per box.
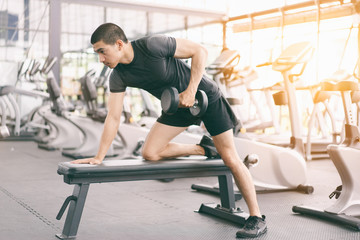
[0, 57, 66, 142]
[37, 77, 84, 150]
[207, 51, 280, 133]
[269, 42, 342, 160]
[293, 80, 360, 230]
[0, 86, 49, 141]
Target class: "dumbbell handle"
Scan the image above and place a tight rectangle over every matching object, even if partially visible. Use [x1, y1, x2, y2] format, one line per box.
[178, 96, 198, 108]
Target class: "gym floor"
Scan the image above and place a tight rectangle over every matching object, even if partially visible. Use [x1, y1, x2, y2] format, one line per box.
[1, 140, 359, 240]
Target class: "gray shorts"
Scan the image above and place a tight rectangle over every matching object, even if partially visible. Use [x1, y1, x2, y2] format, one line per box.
[157, 95, 239, 136]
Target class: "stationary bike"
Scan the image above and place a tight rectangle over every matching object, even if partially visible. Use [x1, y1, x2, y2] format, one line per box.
[293, 80, 360, 230]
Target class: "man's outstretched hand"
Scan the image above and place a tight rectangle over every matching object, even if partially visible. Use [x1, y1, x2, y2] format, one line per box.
[71, 157, 103, 165]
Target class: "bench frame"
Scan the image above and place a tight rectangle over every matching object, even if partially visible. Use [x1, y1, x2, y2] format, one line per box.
[56, 159, 248, 239]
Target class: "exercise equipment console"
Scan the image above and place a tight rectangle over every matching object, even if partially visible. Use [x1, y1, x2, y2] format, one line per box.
[56, 158, 248, 239]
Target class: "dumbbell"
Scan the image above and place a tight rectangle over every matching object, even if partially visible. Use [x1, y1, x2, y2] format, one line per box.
[161, 87, 208, 117]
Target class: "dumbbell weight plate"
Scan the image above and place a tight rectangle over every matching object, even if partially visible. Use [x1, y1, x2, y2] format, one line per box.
[190, 90, 208, 117]
[161, 87, 179, 115]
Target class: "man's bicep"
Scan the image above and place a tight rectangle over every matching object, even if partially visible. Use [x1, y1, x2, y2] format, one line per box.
[174, 38, 201, 59]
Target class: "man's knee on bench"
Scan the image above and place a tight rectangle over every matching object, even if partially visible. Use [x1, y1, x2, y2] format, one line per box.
[141, 151, 162, 161]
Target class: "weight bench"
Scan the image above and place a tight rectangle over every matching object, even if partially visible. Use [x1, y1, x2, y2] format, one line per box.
[56, 158, 248, 239]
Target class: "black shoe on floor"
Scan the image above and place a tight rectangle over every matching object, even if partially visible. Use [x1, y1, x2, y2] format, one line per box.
[198, 135, 221, 159]
[236, 215, 267, 238]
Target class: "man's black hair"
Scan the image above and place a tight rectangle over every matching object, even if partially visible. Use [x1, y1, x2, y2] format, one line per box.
[91, 23, 128, 45]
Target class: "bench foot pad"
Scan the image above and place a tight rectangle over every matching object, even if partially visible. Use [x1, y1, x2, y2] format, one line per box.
[55, 233, 76, 240]
[198, 203, 248, 225]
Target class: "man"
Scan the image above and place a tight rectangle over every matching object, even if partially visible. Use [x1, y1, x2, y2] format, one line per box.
[72, 23, 267, 238]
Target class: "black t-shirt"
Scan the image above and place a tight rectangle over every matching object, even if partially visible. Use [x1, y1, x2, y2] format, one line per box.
[109, 35, 221, 103]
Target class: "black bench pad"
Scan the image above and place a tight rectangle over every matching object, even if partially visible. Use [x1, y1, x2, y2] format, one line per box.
[58, 158, 229, 184]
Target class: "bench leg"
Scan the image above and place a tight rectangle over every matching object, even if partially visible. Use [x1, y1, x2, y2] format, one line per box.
[218, 174, 236, 209]
[198, 174, 248, 225]
[56, 183, 90, 240]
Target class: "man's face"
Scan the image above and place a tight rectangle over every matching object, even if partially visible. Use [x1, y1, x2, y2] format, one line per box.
[93, 40, 121, 69]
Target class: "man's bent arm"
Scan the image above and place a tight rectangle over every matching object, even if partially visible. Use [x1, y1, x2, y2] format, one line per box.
[174, 38, 208, 107]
